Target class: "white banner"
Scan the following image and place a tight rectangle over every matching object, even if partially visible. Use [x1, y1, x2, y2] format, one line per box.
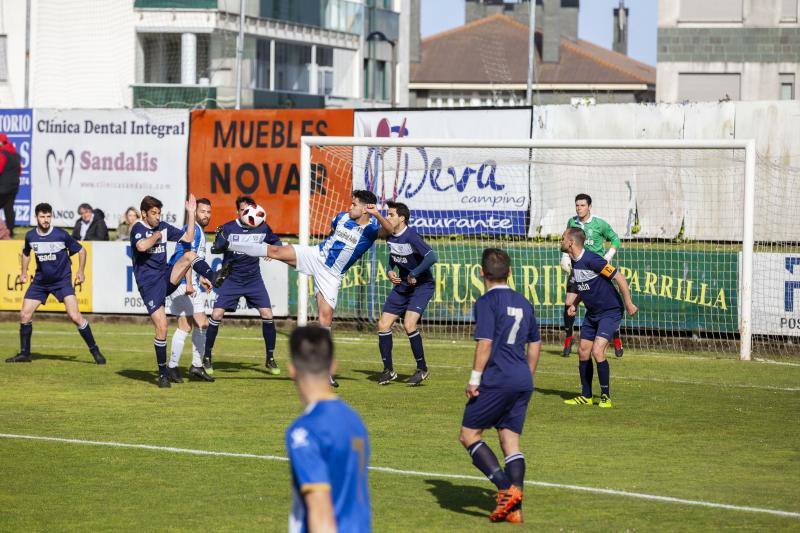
[353, 109, 532, 236]
[751, 253, 800, 337]
[31, 108, 189, 226]
[90, 241, 289, 317]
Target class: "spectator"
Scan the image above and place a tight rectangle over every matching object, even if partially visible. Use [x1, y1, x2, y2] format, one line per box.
[116, 207, 139, 241]
[71, 203, 109, 241]
[0, 133, 21, 233]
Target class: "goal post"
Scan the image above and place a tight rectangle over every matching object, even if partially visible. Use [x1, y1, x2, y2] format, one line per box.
[299, 136, 759, 361]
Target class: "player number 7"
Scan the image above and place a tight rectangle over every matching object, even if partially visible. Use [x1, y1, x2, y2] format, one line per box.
[506, 307, 524, 344]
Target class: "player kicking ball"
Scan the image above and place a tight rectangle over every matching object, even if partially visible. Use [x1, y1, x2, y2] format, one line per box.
[130, 195, 231, 388]
[376, 201, 438, 386]
[6, 203, 105, 364]
[459, 248, 541, 524]
[561, 193, 625, 357]
[166, 197, 215, 383]
[285, 326, 371, 532]
[561, 228, 638, 408]
[213, 190, 393, 388]
[205, 196, 283, 376]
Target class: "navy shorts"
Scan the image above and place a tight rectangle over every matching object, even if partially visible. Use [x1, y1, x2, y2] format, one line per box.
[139, 270, 181, 315]
[580, 312, 622, 342]
[25, 279, 75, 303]
[214, 278, 271, 311]
[461, 389, 533, 435]
[382, 281, 435, 316]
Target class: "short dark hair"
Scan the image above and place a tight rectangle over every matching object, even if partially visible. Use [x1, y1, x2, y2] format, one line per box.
[481, 248, 511, 282]
[565, 227, 586, 246]
[289, 326, 334, 377]
[575, 193, 592, 205]
[196, 197, 212, 208]
[386, 201, 410, 225]
[78, 203, 92, 212]
[352, 190, 377, 205]
[140, 196, 163, 212]
[235, 195, 256, 209]
[35, 203, 52, 215]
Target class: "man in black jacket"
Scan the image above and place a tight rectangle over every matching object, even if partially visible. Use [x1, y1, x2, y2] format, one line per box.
[0, 134, 21, 233]
[71, 203, 109, 241]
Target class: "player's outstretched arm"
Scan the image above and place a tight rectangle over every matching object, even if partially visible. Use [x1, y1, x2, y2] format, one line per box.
[303, 490, 337, 533]
[466, 339, 492, 398]
[527, 341, 542, 377]
[614, 270, 638, 316]
[182, 194, 197, 244]
[365, 205, 393, 236]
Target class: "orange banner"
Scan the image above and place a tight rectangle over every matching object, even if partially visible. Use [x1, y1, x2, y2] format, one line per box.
[188, 109, 354, 234]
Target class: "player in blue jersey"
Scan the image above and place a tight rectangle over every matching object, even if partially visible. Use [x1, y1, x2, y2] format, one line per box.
[459, 248, 541, 524]
[6, 203, 106, 364]
[166, 197, 215, 383]
[286, 326, 371, 533]
[560, 227, 638, 408]
[204, 195, 283, 375]
[376, 201, 438, 386]
[213, 190, 393, 387]
[130, 194, 231, 388]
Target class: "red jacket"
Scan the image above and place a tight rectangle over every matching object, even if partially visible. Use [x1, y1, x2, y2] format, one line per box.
[0, 133, 21, 194]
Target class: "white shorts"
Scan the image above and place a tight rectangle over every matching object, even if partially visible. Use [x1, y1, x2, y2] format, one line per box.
[169, 284, 206, 317]
[292, 244, 342, 309]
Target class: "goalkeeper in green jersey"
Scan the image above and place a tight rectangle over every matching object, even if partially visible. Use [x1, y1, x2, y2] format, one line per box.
[560, 193, 624, 357]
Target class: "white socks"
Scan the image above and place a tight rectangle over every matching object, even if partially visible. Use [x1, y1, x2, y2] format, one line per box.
[191, 328, 206, 368]
[169, 328, 189, 368]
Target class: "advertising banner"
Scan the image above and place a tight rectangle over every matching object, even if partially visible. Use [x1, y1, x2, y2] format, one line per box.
[752, 253, 800, 337]
[31, 108, 189, 226]
[89, 241, 289, 317]
[291, 244, 738, 333]
[353, 109, 532, 236]
[0, 240, 92, 312]
[188, 108, 354, 234]
[0, 109, 33, 225]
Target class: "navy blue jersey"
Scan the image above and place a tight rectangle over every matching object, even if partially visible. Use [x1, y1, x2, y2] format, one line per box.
[287, 399, 371, 533]
[23, 228, 82, 284]
[214, 219, 282, 283]
[387, 226, 434, 285]
[473, 286, 541, 392]
[130, 220, 185, 288]
[570, 249, 623, 316]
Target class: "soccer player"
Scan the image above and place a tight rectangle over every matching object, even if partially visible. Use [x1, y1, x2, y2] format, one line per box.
[560, 193, 625, 357]
[213, 190, 393, 387]
[459, 248, 541, 524]
[130, 194, 230, 388]
[205, 195, 283, 375]
[286, 326, 371, 533]
[166, 197, 214, 383]
[561, 227, 638, 408]
[6, 203, 105, 364]
[376, 201, 438, 386]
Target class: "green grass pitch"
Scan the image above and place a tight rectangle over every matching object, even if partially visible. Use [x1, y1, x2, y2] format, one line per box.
[0, 320, 798, 531]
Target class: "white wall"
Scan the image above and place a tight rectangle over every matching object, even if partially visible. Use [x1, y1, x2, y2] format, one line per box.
[0, 0, 30, 107]
[658, 62, 800, 102]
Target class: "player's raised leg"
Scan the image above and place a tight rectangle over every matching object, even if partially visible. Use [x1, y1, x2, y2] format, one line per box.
[6, 299, 39, 362]
[376, 312, 398, 385]
[63, 294, 105, 364]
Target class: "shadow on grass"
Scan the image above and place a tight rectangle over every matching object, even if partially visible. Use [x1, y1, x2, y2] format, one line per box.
[352, 368, 414, 383]
[28, 353, 96, 365]
[535, 387, 578, 400]
[425, 479, 493, 518]
[117, 369, 157, 383]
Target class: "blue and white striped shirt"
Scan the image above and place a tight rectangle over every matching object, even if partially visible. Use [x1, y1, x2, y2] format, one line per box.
[168, 223, 206, 286]
[318, 213, 380, 276]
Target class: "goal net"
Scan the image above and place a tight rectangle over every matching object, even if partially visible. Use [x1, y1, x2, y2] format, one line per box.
[300, 138, 800, 360]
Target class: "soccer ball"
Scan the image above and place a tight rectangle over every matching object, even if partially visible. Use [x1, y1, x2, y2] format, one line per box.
[241, 204, 266, 227]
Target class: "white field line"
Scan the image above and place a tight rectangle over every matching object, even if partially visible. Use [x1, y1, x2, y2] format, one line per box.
[0, 432, 797, 520]
[9, 341, 800, 393]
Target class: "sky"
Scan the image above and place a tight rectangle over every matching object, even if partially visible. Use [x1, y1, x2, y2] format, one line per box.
[420, 0, 658, 66]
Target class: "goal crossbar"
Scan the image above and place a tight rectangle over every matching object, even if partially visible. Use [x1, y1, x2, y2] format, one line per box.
[298, 137, 757, 361]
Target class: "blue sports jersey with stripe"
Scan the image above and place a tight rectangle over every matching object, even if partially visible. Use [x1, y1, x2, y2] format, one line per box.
[23, 227, 82, 284]
[569, 249, 623, 316]
[287, 398, 371, 533]
[318, 213, 379, 276]
[130, 221, 186, 289]
[213, 219, 282, 283]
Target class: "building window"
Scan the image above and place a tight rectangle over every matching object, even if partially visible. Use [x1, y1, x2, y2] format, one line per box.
[678, 73, 741, 102]
[255, 39, 271, 90]
[141, 34, 181, 84]
[363, 59, 369, 99]
[782, 0, 799, 21]
[275, 41, 311, 93]
[780, 73, 795, 100]
[0, 36, 7, 82]
[375, 60, 386, 101]
[679, 1, 742, 22]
